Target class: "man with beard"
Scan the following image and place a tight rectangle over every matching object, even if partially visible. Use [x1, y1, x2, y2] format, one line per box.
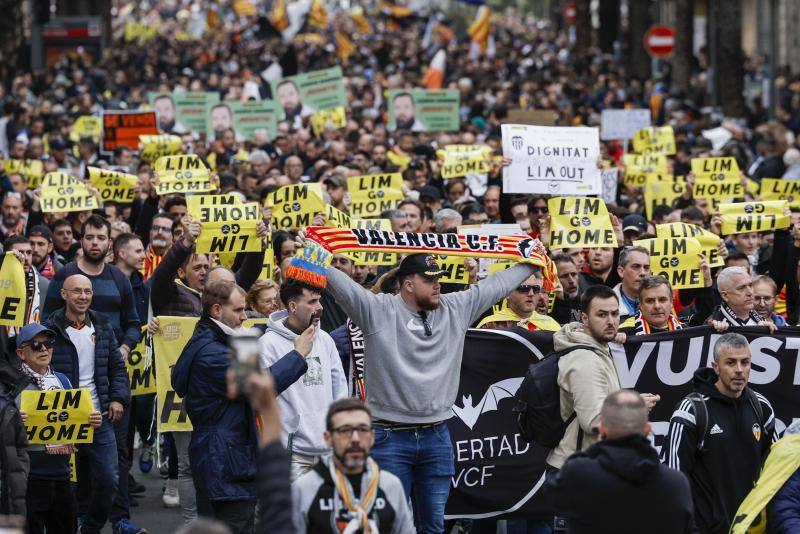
[27, 224, 63, 280]
[142, 213, 175, 281]
[324, 253, 540, 532]
[276, 80, 314, 129]
[153, 94, 188, 135]
[292, 399, 414, 533]
[0, 192, 26, 242]
[390, 92, 426, 132]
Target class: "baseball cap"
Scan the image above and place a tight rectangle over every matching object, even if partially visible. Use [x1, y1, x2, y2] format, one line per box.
[396, 254, 446, 279]
[49, 139, 68, 150]
[323, 173, 347, 189]
[418, 185, 442, 201]
[622, 214, 648, 234]
[17, 324, 56, 347]
[28, 225, 53, 242]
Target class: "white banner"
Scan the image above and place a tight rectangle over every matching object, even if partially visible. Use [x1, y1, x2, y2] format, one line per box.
[600, 109, 651, 141]
[501, 124, 600, 196]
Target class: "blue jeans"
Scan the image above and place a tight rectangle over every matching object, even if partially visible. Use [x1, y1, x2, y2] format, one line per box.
[371, 422, 454, 534]
[76, 419, 119, 534]
[110, 409, 130, 523]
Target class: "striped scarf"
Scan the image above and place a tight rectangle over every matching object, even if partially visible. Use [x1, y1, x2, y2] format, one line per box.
[632, 311, 683, 335]
[142, 244, 165, 281]
[38, 255, 57, 280]
[329, 457, 380, 533]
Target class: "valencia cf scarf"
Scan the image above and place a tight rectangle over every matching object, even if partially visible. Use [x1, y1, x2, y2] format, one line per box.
[346, 319, 366, 400]
[631, 311, 683, 335]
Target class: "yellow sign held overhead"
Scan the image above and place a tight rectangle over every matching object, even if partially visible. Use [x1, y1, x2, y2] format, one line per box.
[632, 126, 676, 156]
[720, 200, 790, 235]
[139, 134, 183, 163]
[634, 237, 704, 289]
[310, 106, 346, 135]
[643, 177, 686, 220]
[3, 159, 44, 189]
[268, 183, 326, 229]
[691, 157, 740, 181]
[154, 316, 197, 432]
[548, 197, 617, 248]
[436, 256, 470, 284]
[759, 178, 800, 207]
[125, 331, 155, 396]
[623, 172, 671, 187]
[347, 173, 404, 218]
[692, 176, 744, 201]
[73, 115, 102, 141]
[87, 167, 138, 203]
[21, 388, 95, 444]
[439, 145, 492, 178]
[0, 253, 27, 327]
[154, 155, 213, 195]
[656, 222, 724, 268]
[193, 202, 263, 254]
[41, 173, 99, 213]
[623, 154, 668, 174]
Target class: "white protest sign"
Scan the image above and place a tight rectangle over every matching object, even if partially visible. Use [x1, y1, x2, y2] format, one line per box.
[600, 109, 651, 141]
[501, 124, 600, 196]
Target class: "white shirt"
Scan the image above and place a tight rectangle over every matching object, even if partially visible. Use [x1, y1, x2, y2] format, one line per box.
[66, 322, 99, 410]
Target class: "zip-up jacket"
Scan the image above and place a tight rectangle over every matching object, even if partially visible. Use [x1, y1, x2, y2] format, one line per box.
[661, 367, 777, 534]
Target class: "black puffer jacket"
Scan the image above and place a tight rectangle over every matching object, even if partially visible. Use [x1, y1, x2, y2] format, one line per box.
[0, 347, 29, 517]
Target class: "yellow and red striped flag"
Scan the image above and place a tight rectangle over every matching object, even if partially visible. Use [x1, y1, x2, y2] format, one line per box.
[468, 5, 490, 53]
[421, 49, 446, 89]
[308, 0, 328, 29]
[337, 30, 356, 61]
[270, 0, 289, 31]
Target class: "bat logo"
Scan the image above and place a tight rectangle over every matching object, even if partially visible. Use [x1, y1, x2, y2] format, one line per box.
[516, 237, 537, 259]
[511, 136, 523, 151]
[451, 377, 523, 430]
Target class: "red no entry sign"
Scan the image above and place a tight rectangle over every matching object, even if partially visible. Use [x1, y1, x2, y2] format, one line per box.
[644, 25, 675, 58]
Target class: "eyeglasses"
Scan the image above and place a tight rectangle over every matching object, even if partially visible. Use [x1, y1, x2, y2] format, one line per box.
[65, 288, 93, 296]
[25, 339, 54, 351]
[516, 284, 542, 294]
[754, 296, 774, 303]
[331, 425, 373, 437]
[151, 225, 172, 234]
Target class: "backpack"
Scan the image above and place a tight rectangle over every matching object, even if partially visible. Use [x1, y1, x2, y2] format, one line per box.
[688, 388, 764, 452]
[513, 344, 595, 449]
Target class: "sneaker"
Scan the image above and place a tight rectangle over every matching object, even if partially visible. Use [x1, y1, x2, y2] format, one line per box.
[129, 474, 146, 495]
[139, 445, 153, 474]
[112, 518, 148, 534]
[162, 479, 179, 508]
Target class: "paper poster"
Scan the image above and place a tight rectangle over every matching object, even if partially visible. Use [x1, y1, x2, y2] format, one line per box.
[191, 202, 263, 254]
[720, 200, 790, 235]
[126, 331, 155, 396]
[230, 101, 279, 140]
[656, 222, 724, 268]
[547, 197, 617, 248]
[101, 110, 158, 155]
[40, 172, 99, 213]
[600, 109, 651, 141]
[154, 316, 198, 432]
[690, 157, 740, 181]
[21, 388, 95, 444]
[310, 106, 346, 135]
[501, 124, 600, 195]
[643, 177, 686, 219]
[87, 167, 138, 203]
[439, 145, 492, 178]
[347, 173, 404, 218]
[154, 155, 214, 195]
[268, 183, 326, 229]
[692, 177, 744, 201]
[270, 67, 347, 122]
[633, 237, 703, 289]
[149, 92, 220, 136]
[759, 178, 800, 207]
[3, 159, 44, 189]
[139, 134, 183, 163]
[600, 168, 619, 205]
[0, 253, 26, 327]
[387, 89, 460, 132]
[632, 126, 676, 156]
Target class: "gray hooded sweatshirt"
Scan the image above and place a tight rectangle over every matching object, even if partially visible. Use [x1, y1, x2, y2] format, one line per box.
[326, 263, 535, 423]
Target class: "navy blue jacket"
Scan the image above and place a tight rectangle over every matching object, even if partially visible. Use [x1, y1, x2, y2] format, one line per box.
[769, 468, 800, 533]
[129, 269, 150, 344]
[172, 317, 306, 502]
[45, 309, 131, 412]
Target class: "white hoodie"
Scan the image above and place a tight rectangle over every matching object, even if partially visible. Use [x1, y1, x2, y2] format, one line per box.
[258, 310, 347, 455]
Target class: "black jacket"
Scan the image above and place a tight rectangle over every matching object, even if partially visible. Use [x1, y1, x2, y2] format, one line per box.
[661, 367, 777, 534]
[547, 434, 694, 534]
[0, 348, 29, 516]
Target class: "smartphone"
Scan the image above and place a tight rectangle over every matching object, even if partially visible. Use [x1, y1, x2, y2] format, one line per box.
[229, 327, 261, 394]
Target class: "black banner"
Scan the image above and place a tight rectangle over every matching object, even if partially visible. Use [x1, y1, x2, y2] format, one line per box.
[445, 326, 800, 519]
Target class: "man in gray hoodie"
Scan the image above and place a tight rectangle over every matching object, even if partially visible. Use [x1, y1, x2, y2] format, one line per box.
[325, 252, 537, 533]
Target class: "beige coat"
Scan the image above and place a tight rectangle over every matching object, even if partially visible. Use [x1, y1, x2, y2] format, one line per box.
[546, 322, 622, 469]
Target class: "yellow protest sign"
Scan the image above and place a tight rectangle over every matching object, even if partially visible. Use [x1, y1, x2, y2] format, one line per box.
[436, 256, 470, 284]
[242, 318, 268, 329]
[691, 157, 740, 181]
[720, 200, 790, 235]
[154, 155, 213, 195]
[125, 331, 155, 396]
[139, 134, 183, 163]
[192, 202, 263, 254]
[623, 171, 671, 187]
[643, 177, 686, 219]
[0, 253, 27, 327]
[73, 116, 102, 141]
[325, 204, 353, 229]
[154, 316, 198, 432]
[3, 159, 45, 189]
[623, 154, 668, 173]
[656, 222, 724, 268]
[760, 178, 800, 207]
[692, 176, 744, 201]
[548, 197, 618, 248]
[310, 106, 346, 135]
[488, 259, 514, 313]
[259, 243, 275, 280]
[20, 388, 95, 444]
[41, 172, 99, 213]
[439, 146, 492, 178]
[634, 237, 704, 289]
[632, 126, 676, 155]
[347, 173, 404, 218]
[87, 167, 138, 203]
[269, 183, 326, 229]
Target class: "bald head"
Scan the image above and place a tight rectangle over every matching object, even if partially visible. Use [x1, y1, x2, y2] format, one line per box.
[206, 266, 236, 285]
[61, 274, 93, 318]
[63, 273, 92, 291]
[599, 390, 649, 440]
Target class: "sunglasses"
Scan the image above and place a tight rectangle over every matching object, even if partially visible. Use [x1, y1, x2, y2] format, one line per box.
[516, 284, 543, 294]
[530, 206, 548, 214]
[26, 339, 54, 351]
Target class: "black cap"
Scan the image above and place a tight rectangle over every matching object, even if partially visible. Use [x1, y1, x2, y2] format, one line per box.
[622, 213, 648, 234]
[418, 185, 442, 201]
[28, 225, 53, 242]
[396, 253, 446, 279]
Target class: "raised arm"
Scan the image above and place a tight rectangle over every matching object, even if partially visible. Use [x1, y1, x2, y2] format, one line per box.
[444, 263, 536, 326]
[325, 266, 382, 329]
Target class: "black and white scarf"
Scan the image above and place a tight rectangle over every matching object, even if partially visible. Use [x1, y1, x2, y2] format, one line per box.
[346, 318, 366, 400]
[718, 301, 764, 326]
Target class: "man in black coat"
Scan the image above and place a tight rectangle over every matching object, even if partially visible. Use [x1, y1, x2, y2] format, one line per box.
[547, 389, 695, 534]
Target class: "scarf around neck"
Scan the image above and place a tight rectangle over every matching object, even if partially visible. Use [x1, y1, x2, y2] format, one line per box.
[329, 456, 380, 533]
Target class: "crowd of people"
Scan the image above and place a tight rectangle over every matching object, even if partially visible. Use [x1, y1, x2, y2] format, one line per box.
[1, 0, 800, 533]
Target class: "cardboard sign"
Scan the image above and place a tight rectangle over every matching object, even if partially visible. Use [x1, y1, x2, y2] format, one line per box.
[347, 173, 404, 218]
[154, 316, 198, 432]
[139, 134, 183, 163]
[268, 183, 326, 229]
[387, 89, 460, 132]
[192, 202, 263, 254]
[87, 167, 138, 203]
[41, 172, 99, 213]
[101, 110, 158, 155]
[270, 67, 347, 121]
[310, 106, 346, 136]
[656, 222, 724, 268]
[632, 126, 676, 156]
[3, 159, 44, 189]
[759, 178, 800, 207]
[548, 197, 617, 248]
[21, 388, 95, 444]
[126, 331, 155, 396]
[643, 177, 686, 219]
[600, 109, 651, 141]
[720, 200, 790, 235]
[502, 124, 600, 195]
[690, 157, 740, 181]
[633, 237, 703, 289]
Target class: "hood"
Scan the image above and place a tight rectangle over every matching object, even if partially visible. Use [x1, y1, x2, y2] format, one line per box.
[553, 322, 609, 356]
[692, 366, 749, 405]
[266, 310, 298, 341]
[589, 434, 660, 485]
